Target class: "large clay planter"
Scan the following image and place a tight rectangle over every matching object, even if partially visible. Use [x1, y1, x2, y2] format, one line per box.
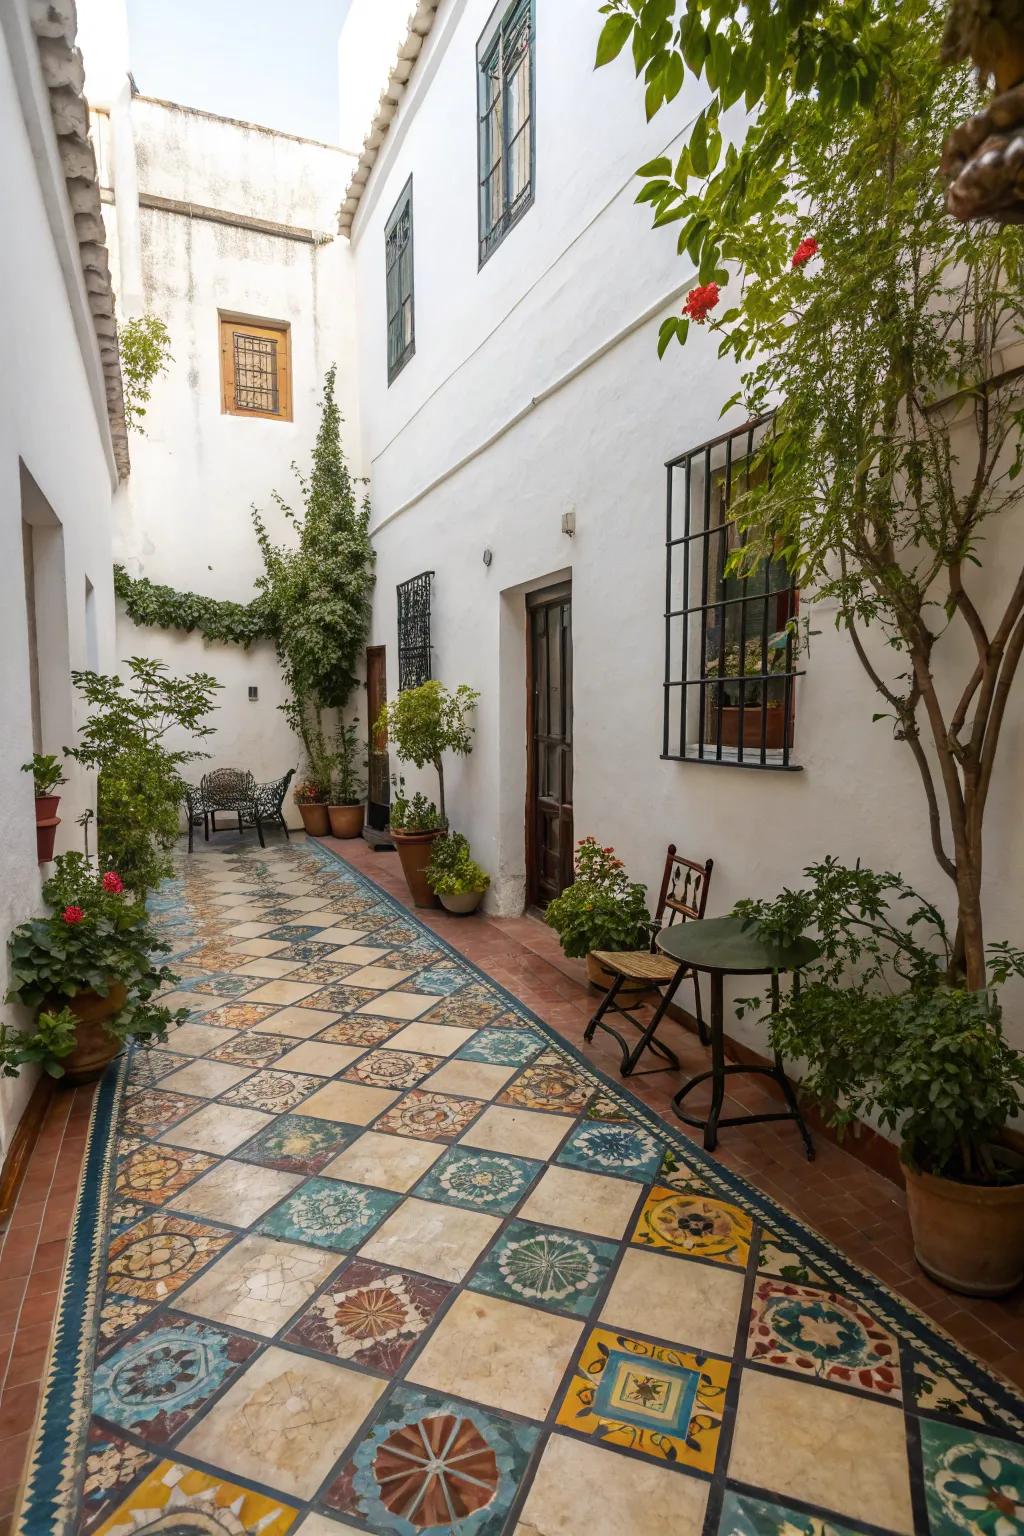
[58, 983, 129, 1085]
[439, 889, 485, 915]
[585, 951, 658, 1000]
[35, 795, 61, 863]
[297, 802, 331, 837]
[391, 828, 443, 908]
[903, 1159, 1024, 1297]
[328, 802, 365, 839]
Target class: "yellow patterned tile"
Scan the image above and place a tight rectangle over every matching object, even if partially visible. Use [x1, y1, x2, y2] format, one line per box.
[92, 1459, 297, 1535]
[631, 1186, 752, 1267]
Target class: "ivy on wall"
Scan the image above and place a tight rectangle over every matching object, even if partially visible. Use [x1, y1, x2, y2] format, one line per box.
[113, 565, 270, 648]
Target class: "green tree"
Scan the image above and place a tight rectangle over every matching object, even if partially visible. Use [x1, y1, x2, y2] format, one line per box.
[377, 681, 480, 826]
[119, 315, 172, 433]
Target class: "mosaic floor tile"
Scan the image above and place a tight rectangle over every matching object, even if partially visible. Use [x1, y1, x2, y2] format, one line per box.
[160, 1101, 274, 1155]
[632, 1186, 753, 1267]
[79, 1422, 156, 1531]
[190, 973, 259, 996]
[116, 1144, 217, 1206]
[274, 1039, 366, 1075]
[286, 960, 363, 983]
[341, 1045, 441, 1088]
[556, 1324, 730, 1472]
[469, 1218, 617, 1316]
[276, 940, 347, 963]
[381, 1019, 477, 1057]
[208, 1030, 291, 1068]
[284, 1257, 451, 1372]
[422, 1059, 517, 1098]
[200, 1000, 279, 1032]
[295, 1079, 399, 1124]
[126, 1047, 191, 1089]
[297, 983, 378, 1012]
[91, 1460, 297, 1536]
[603, 1247, 745, 1356]
[395, 962, 468, 995]
[122, 1088, 200, 1136]
[219, 1067, 323, 1114]
[456, 1026, 545, 1065]
[373, 1088, 484, 1141]
[718, 1490, 863, 1536]
[322, 1129, 447, 1192]
[460, 1103, 575, 1160]
[422, 982, 508, 1027]
[264, 923, 327, 942]
[557, 1117, 665, 1181]
[518, 1432, 709, 1535]
[230, 957, 304, 980]
[174, 1232, 341, 1336]
[166, 1019, 237, 1055]
[497, 1052, 594, 1114]
[158, 1058, 254, 1099]
[245, 979, 322, 1005]
[170, 1156, 302, 1226]
[322, 1383, 537, 1533]
[91, 1314, 259, 1443]
[359, 1195, 502, 1282]
[97, 1294, 155, 1354]
[234, 1112, 361, 1174]
[748, 1277, 902, 1397]
[413, 1146, 543, 1214]
[316, 1016, 406, 1047]
[259, 1175, 400, 1250]
[920, 1418, 1024, 1536]
[252, 1005, 339, 1037]
[358, 992, 448, 1022]
[106, 1212, 233, 1302]
[520, 1164, 643, 1239]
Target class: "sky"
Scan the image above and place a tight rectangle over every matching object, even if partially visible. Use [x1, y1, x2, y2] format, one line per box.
[126, 0, 353, 144]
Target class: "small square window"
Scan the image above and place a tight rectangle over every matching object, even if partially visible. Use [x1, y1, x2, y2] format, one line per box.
[477, 0, 535, 265]
[219, 315, 292, 420]
[385, 178, 415, 385]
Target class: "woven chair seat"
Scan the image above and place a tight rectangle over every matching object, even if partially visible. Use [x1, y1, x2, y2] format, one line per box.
[591, 950, 682, 983]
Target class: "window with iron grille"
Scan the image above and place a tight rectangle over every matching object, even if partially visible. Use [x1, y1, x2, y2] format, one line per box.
[218, 315, 291, 420]
[477, 0, 534, 266]
[385, 178, 415, 384]
[663, 415, 802, 770]
[397, 571, 433, 691]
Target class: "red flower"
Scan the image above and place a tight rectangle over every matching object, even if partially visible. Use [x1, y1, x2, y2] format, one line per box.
[102, 871, 124, 894]
[683, 282, 720, 324]
[791, 237, 819, 269]
[62, 905, 84, 925]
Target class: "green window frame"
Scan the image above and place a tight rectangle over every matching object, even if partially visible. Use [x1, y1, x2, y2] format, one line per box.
[385, 176, 415, 384]
[477, 0, 535, 266]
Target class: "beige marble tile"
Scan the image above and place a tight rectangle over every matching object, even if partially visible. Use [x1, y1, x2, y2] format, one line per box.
[229, 938, 288, 958]
[244, 980, 321, 1005]
[294, 1080, 399, 1124]
[168, 1021, 240, 1056]
[170, 1158, 301, 1225]
[280, 895, 327, 911]
[322, 1131, 446, 1192]
[728, 1371, 913, 1533]
[408, 1291, 582, 1421]
[331, 942, 393, 961]
[273, 1041, 366, 1076]
[294, 1516, 366, 1535]
[356, 991, 445, 1020]
[515, 1432, 708, 1535]
[230, 958, 303, 979]
[160, 1102, 273, 1155]
[420, 1060, 517, 1099]
[381, 1021, 476, 1057]
[159, 991, 224, 1015]
[336, 964, 416, 989]
[178, 1346, 385, 1499]
[601, 1248, 744, 1356]
[158, 1059, 254, 1099]
[460, 1104, 576, 1160]
[359, 1196, 500, 1281]
[219, 903, 274, 921]
[519, 1165, 643, 1239]
[223, 921, 277, 939]
[174, 1233, 340, 1336]
[251, 1007, 340, 1038]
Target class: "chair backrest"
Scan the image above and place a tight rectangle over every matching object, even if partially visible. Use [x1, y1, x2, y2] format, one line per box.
[201, 768, 255, 808]
[652, 845, 713, 942]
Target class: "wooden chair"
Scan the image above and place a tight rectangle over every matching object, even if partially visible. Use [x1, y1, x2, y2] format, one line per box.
[584, 846, 713, 1076]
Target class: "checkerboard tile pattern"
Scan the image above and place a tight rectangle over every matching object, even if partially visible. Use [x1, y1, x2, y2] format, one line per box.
[19, 839, 1024, 1536]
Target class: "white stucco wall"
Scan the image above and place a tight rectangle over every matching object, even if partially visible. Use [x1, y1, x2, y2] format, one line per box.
[0, 10, 118, 1155]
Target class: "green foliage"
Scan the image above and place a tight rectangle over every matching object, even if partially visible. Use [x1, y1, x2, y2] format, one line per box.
[65, 659, 220, 897]
[119, 315, 172, 433]
[390, 780, 445, 835]
[113, 566, 270, 648]
[0, 1007, 78, 1079]
[426, 831, 490, 895]
[333, 717, 366, 804]
[545, 836, 653, 959]
[377, 681, 480, 824]
[21, 754, 66, 797]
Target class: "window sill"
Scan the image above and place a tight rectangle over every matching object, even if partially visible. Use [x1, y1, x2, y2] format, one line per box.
[662, 746, 803, 772]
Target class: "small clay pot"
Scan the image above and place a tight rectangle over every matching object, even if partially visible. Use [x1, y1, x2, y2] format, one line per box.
[297, 802, 331, 837]
[391, 828, 444, 908]
[34, 795, 61, 862]
[57, 983, 129, 1085]
[903, 1158, 1024, 1297]
[439, 889, 485, 915]
[328, 802, 365, 839]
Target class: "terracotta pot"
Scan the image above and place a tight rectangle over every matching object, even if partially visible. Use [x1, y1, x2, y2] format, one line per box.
[585, 951, 657, 999]
[297, 802, 331, 837]
[903, 1158, 1024, 1297]
[718, 706, 790, 751]
[34, 794, 61, 862]
[328, 802, 365, 839]
[391, 828, 443, 908]
[57, 983, 129, 1085]
[439, 889, 484, 915]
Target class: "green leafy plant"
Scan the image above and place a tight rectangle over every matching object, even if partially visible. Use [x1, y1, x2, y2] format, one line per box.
[377, 681, 479, 826]
[0, 1006, 78, 1079]
[426, 831, 490, 896]
[390, 781, 445, 835]
[293, 778, 328, 807]
[65, 659, 221, 898]
[119, 314, 172, 433]
[545, 836, 653, 959]
[332, 718, 366, 805]
[114, 566, 270, 647]
[22, 754, 66, 797]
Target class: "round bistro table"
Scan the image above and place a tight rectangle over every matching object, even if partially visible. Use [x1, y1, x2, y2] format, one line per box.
[656, 914, 819, 1159]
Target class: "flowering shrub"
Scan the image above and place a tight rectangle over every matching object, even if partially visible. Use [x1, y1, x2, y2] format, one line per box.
[102, 872, 124, 894]
[293, 778, 328, 806]
[62, 906, 84, 925]
[545, 837, 653, 959]
[682, 282, 720, 323]
[791, 236, 819, 268]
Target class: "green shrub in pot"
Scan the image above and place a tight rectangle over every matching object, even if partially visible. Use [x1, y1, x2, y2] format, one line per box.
[426, 832, 490, 898]
[22, 754, 66, 798]
[545, 837, 653, 959]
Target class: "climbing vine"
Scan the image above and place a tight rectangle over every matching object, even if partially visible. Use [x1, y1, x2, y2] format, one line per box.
[119, 315, 172, 433]
[113, 566, 270, 648]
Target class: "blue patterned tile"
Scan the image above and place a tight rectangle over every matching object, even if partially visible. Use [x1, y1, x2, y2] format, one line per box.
[91, 1314, 258, 1443]
[468, 1218, 618, 1316]
[556, 1119, 665, 1181]
[258, 1176, 400, 1250]
[456, 1027, 545, 1066]
[413, 1146, 543, 1213]
[921, 1419, 1024, 1536]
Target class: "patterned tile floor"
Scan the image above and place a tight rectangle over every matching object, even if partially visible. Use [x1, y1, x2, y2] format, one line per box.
[5, 836, 1024, 1536]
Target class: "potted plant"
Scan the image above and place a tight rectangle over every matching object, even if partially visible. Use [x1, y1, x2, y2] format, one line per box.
[545, 837, 656, 992]
[22, 754, 67, 862]
[328, 718, 366, 839]
[734, 859, 1024, 1296]
[426, 830, 490, 915]
[389, 780, 446, 908]
[294, 778, 331, 837]
[707, 636, 791, 751]
[5, 853, 187, 1083]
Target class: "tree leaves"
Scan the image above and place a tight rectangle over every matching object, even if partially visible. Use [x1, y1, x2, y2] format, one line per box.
[595, 10, 634, 65]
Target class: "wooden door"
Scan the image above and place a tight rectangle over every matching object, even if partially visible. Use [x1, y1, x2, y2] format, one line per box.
[526, 583, 573, 907]
[365, 646, 390, 831]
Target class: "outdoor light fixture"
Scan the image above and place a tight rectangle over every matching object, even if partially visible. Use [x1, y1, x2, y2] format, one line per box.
[561, 510, 576, 537]
[482, 547, 493, 566]
[248, 685, 258, 701]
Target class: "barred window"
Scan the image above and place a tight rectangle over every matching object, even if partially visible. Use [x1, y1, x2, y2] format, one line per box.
[385, 178, 415, 384]
[219, 316, 291, 420]
[478, 0, 534, 265]
[663, 415, 802, 770]
[397, 571, 433, 691]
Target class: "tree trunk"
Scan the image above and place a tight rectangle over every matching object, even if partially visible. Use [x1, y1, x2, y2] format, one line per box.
[434, 756, 446, 826]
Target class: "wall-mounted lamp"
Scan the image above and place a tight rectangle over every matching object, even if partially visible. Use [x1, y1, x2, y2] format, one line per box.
[482, 547, 493, 567]
[561, 510, 576, 538]
[248, 686, 259, 702]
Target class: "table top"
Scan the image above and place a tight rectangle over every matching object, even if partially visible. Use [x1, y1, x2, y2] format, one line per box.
[656, 913, 820, 976]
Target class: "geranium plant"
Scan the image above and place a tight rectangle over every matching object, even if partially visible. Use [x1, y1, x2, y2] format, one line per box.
[293, 778, 329, 807]
[545, 837, 653, 959]
[426, 832, 490, 897]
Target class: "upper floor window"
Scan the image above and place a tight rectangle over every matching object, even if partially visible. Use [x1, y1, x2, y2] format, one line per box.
[477, 0, 535, 265]
[219, 315, 292, 421]
[385, 178, 415, 384]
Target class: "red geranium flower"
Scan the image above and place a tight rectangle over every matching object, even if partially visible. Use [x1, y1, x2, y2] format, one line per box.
[102, 871, 124, 894]
[683, 282, 720, 323]
[62, 905, 84, 925]
[791, 237, 819, 269]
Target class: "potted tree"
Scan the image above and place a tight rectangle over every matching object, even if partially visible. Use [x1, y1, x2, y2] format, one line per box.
[545, 837, 656, 993]
[327, 718, 366, 839]
[426, 830, 490, 915]
[376, 681, 480, 906]
[22, 754, 66, 862]
[5, 853, 187, 1083]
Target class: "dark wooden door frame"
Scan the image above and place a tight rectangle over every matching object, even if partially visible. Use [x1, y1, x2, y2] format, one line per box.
[365, 645, 390, 837]
[525, 581, 573, 909]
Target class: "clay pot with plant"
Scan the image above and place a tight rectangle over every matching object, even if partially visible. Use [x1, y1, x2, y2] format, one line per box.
[293, 778, 331, 837]
[708, 635, 792, 752]
[388, 780, 446, 908]
[426, 830, 490, 915]
[545, 837, 656, 994]
[23, 754, 66, 862]
[327, 717, 367, 840]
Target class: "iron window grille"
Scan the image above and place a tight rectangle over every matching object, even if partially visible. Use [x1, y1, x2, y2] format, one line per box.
[233, 331, 279, 414]
[663, 414, 802, 770]
[385, 177, 415, 384]
[477, 0, 535, 266]
[397, 571, 434, 691]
